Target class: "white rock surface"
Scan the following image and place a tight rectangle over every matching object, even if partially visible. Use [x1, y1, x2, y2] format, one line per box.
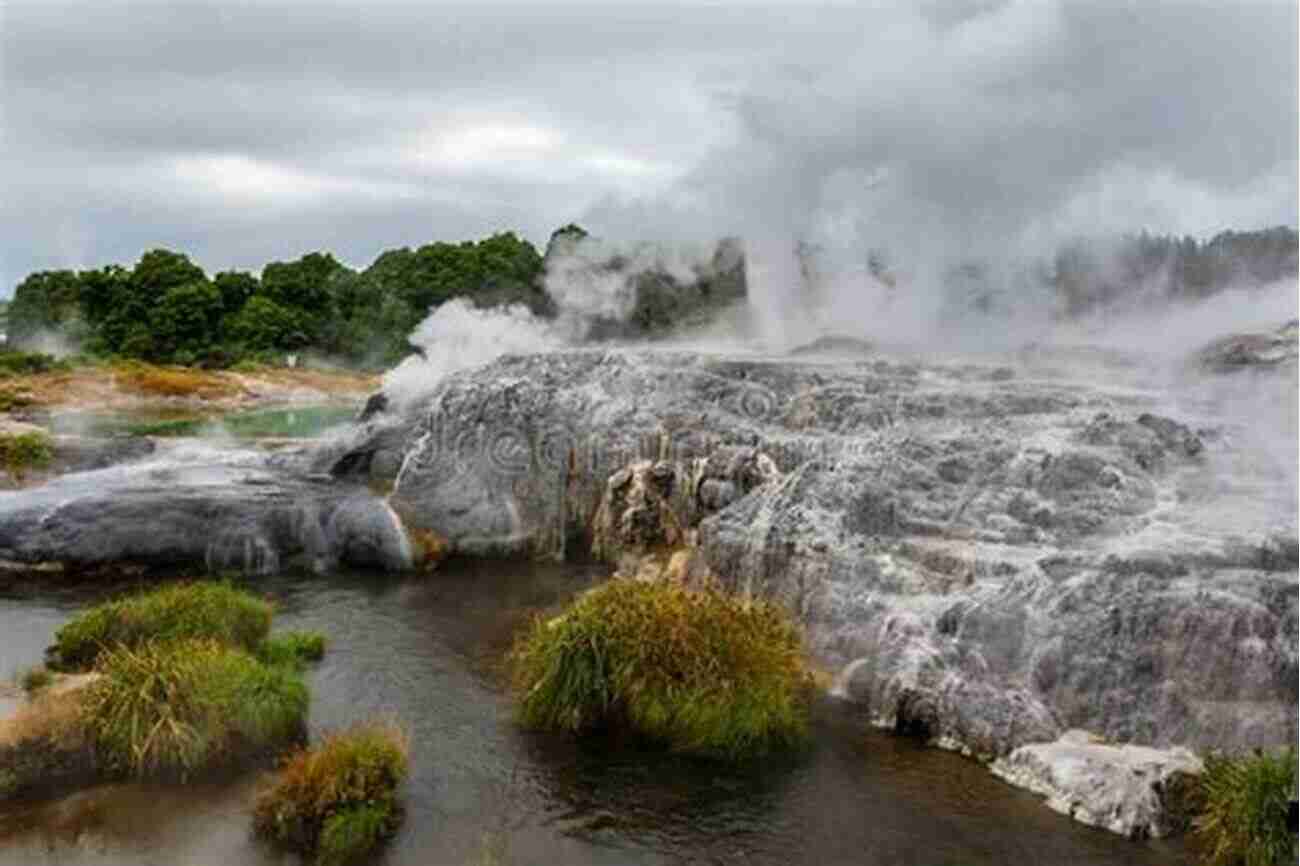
[990, 729, 1203, 838]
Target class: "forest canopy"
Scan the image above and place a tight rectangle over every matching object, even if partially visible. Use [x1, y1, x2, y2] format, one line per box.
[6, 231, 552, 368]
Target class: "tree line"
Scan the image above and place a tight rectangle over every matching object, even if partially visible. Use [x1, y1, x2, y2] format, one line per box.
[5, 224, 1294, 368]
[5, 228, 574, 368]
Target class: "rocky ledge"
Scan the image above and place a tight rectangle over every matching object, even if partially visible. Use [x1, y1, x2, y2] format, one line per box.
[990, 730, 1202, 839]
[327, 342, 1297, 787]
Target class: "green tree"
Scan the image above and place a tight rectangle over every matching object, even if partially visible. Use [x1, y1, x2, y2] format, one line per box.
[213, 271, 259, 316]
[8, 270, 81, 346]
[150, 280, 224, 362]
[224, 296, 307, 353]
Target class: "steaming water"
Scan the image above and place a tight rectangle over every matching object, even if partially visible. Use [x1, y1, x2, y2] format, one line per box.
[0, 563, 1194, 866]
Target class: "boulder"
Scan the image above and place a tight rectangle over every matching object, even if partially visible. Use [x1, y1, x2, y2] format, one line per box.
[990, 729, 1203, 838]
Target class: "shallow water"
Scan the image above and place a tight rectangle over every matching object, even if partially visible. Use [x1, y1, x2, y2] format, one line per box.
[45, 403, 359, 439]
[0, 562, 1196, 866]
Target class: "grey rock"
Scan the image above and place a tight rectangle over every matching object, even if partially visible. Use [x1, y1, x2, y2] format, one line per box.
[0, 448, 408, 574]
[990, 729, 1203, 839]
[1193, 319, 1298, 372]
[335, 345, 1296, 764]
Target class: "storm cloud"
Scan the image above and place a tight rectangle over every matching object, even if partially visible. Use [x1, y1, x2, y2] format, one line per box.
[1, 0, 1295, 295]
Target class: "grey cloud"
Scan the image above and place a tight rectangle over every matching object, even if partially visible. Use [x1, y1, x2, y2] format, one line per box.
[1, 0, 1295, 294]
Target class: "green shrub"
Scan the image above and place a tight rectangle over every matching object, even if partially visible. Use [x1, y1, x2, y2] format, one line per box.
[19, 666, 52, 695]
[0, 430, 53, 478]
[257, 631, 327, 669]
[0, 350, 68, 376]
[1194, 747, 1297, 866]
[48, 581, 273, 671]
[253, 720, 409, 864]
[510, 578, 812, 760]
[83, 638, 308, 779]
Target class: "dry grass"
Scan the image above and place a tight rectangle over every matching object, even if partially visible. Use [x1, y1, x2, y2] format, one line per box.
[83, 639, 308, 779]
[0, 363, 374, 413]
[112, 362, 245, 399]
[0, 675, 96, 749]
[510, 577, 813, 760]
[253, 719, 409, 864]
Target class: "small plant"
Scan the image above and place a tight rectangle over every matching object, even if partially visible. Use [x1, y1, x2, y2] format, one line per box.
[0, 430, 53, 479]
[510, 578, 813, 760]
[1193, 746, 1297, 866]
[83, 638, 308, 779]
[258, 631, 327, 669]
[48, 581, 273, 671]
[19, 666, 52, 695]
[253, 719, 409, 864]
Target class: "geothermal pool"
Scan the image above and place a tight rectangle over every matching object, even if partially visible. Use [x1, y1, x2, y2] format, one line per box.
[0, 561, 1195, 866]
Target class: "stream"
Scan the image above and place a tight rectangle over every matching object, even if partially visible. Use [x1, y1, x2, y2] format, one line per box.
[0, 560, 1195, 866]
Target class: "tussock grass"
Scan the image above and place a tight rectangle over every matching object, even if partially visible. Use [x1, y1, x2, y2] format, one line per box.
[112, 362, 242, 399]
[510, 578, 812, 760]
[0, 430, 53, 478]
[83, 638, 307, 779]
[257, 631, 327, 670]
[1193, 746, 1297, 866]
[48, 581, 273, 671]
[253, 720, 409, 864]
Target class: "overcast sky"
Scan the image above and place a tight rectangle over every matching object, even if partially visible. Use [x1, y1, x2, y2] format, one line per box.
[1, 0, 1296, 295]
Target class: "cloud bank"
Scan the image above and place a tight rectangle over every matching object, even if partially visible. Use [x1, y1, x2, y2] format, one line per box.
[1, 0, 1295, 307]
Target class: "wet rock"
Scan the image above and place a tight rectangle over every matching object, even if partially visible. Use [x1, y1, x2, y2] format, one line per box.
[0, 450, 412, 575]
[990, 730, 1204, 839]
[357, 391, 388, 422]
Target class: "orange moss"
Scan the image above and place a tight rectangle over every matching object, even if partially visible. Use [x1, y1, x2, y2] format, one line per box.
[112, 363, 244, 399]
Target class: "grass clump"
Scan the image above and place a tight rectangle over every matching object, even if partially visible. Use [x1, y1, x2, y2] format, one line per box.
[257, 631, 327, 669]
[83, 638, 307, 779]
[48, 581, 273, 671]
[1193, 746, 1297, 866]
[510, 578, 812, 760]
[253, 720, 409, 865]
[19, 666, 52, 695]
[0, 430, 53, 479]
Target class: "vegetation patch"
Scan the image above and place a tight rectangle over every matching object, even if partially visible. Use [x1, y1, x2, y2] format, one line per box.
[48, 581, 273, 671]
[83, 638, 308, 779]
[1193, 746, 1297, 866]
[257, 631, 327, 670]
[253, 720, 409, 865]
[112, 362, 242, 399]
[19, 666, 52, 695]
[0, 430, 53, 478]
[0, 350, 70, 377]
[510, 578, 812, 760]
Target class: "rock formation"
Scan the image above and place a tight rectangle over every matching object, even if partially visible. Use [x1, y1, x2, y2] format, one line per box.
[331, 340, 1297, 770]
